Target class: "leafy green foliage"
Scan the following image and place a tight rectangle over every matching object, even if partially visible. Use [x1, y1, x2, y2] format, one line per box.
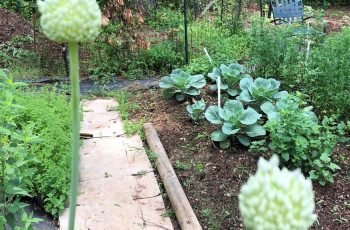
[186, 100, 206, 121]
[147, 7, 183, 31]
[138, 41, 183, 75]
[247, 17, 324, 89]
[205, 100, 265, 148]
[208, 63, 251, 97]
[262, 94, 347, 185]
[238, 77, 287, 106]
[0, 70, 42, 229]
[303, 28, 350, 120]
[15, 87, 72, 216]
[159, 69, 206, 101]
[0, 0, 35, 19]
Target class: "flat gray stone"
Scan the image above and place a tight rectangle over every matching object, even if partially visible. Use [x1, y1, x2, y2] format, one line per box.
[59, 99, 173, 230]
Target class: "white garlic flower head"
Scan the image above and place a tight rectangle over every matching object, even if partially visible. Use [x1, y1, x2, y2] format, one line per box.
[37, 0, 102, 43]
[239, 155, 317, 230]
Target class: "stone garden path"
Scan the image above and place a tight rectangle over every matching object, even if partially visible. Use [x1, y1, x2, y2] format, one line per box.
[59, 99, 173, 230]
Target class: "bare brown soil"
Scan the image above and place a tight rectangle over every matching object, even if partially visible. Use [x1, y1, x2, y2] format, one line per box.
[128, 89, 350, 230]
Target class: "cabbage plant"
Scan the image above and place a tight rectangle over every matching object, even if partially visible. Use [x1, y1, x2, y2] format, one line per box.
[208, 63, 251, 97]
[260, 93, 317, 122]
[205, 100, 266, 148]
[238, 77, 287, 105]
[159, 69, 206, 101]
[186, 100, 206, 121]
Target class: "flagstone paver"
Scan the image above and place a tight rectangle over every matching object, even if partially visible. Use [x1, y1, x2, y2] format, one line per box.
[59, 99, 173, 230]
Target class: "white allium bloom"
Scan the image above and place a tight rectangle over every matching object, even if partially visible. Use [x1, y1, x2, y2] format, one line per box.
[37, 0, 101, 43]
[239, 155, 317, 230]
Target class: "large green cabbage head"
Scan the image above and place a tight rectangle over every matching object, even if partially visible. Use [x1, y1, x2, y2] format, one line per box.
[239, 77, 287, 104]
[208, 63, 251, 97]
[205, 100, 265, 148]
[159, 69, 206, 101]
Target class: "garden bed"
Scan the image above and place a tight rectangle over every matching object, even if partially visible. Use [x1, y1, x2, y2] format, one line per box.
[127, 89, 350, 230]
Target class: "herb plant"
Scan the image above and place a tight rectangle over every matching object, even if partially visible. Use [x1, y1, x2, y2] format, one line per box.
[205, 100, 266, 148]
[262, 94, 346, 185]
[208, 63, 250, 97]
[159, 69, 206, 101]
[304, 28, 350, 120]
[16, 87, 72, 217]
[0, 70, 42, 229]
[186, 100, 206, 121]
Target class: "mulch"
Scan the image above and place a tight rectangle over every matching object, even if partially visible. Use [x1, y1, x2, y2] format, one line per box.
[128, 89, 350, 230]
[0, 8, 34, 44]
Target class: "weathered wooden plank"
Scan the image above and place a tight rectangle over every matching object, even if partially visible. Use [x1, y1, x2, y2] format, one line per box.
[143, 123, 202, 230]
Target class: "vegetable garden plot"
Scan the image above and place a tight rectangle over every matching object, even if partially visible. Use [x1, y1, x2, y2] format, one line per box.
[126, 89, 350, 230]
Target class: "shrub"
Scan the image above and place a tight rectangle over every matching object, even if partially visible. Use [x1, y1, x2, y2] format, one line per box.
[16, 86, 72, 216]
[0, 70, 42, 228]
[303, 28, 350, 120]
[247, 17, 324, 89]
[262, 94, 347, 185]
[138, 41, 182, 74]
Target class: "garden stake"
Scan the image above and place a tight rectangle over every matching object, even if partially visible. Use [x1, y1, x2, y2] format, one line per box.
[37, 0, 101, 229]
[184, 0, 189, 64]
[204, 48, 220, 107]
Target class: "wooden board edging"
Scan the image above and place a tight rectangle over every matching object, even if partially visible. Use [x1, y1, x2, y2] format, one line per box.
[143, 123, 202, 230]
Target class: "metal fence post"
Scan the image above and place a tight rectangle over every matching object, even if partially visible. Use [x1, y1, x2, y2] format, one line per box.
[184, 0, 189, 64]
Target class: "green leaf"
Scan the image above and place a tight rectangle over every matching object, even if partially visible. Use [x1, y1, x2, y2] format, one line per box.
[237, 136, 250, 146]
[309, 170, 319, 180]
[320, 152, 331, 163]
[241, 108, 261, 125]
[175, 94, 185, 101]
[159, 76, 174, 89]
[162, 89, 175, 98]
[186, 105, 193, 114]
[0, 126, 11, 135]
[185, 88, 200, 96]
[208, 67, 220, 81]
[260, 102, 277, 120]
[239, 90, 254, 102]
[329, 162, 341, 171]
[227, 88, 238, 96]
[189, 75, 206, 88]
[239, 77, 253, 91]
[5, 185, 30, 196]
[205, 106, 222, 124]
[219, 139, 231, 149]
[281, 152, 290, 161]
[246, 124, 266, 137]
[211, 130, 228, 142]
[222, 122, 240, 135]
[223, 100, 244, 115]
[273, 90, 288, 99]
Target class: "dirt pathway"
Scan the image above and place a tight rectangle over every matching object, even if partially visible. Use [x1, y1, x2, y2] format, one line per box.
[59, 99, 173, 230]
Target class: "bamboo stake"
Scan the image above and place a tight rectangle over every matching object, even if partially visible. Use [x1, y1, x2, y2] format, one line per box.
[143, 123, 202, 230]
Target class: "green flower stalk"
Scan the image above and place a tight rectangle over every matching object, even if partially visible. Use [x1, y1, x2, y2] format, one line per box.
[37, 0, 101, 229]
[239, 155, 317, 230]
